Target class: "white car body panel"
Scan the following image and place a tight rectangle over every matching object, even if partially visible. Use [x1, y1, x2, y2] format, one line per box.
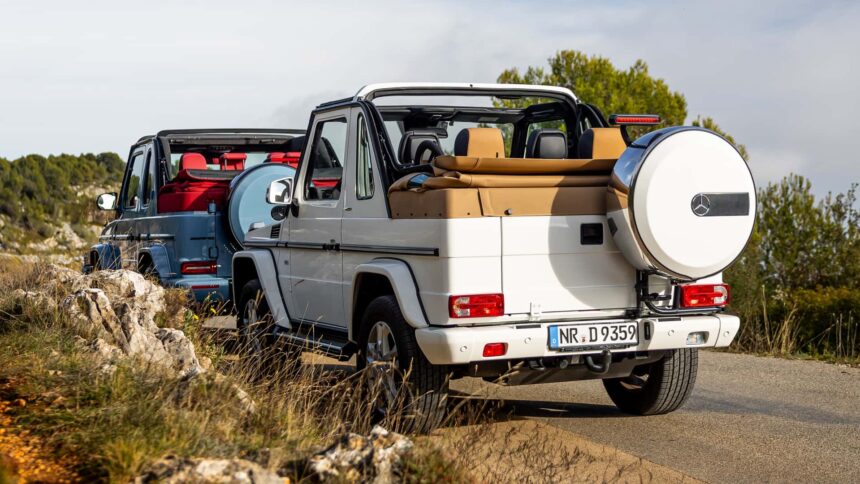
[233, 249, 290, 328]
[233, 84, 748, 379]
[416, 314, 740, 365]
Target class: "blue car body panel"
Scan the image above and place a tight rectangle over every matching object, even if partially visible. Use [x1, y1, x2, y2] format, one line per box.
[83, 129, 302, 303]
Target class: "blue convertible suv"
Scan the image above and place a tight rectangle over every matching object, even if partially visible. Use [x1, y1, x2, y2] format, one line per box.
[84, 129, 303, 302]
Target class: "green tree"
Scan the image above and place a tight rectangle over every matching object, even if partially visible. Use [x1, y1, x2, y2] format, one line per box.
[498, 50, 746, 153]
[498, 51, 687, 138]
[0, 152, 124, 248]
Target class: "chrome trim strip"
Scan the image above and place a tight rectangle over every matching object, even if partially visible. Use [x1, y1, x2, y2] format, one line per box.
[340, 244, 439, 256]
[244, 241, 439, 256]
[243, 239, 280, 248]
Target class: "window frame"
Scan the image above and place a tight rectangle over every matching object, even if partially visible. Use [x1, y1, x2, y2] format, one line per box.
[303, 116, 349, 202]
[122, 149, 146, 210]
[355, 113, 375, 200]
[141, 148, 155, 207]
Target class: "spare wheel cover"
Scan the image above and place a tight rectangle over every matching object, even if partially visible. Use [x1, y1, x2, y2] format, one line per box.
[611, 127, 756, 280]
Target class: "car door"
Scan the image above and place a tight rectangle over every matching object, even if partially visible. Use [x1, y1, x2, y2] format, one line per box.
[340, 109, 389, 323]
[286, 109, 351, 327]
[114, 146, 148, 269]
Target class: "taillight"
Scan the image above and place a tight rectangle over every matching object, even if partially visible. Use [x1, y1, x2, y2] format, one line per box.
[679, 284, 729, 308]
[482, 343, 508, 357]
[609, 114, 661, 125]
[448, 294, 504, 318]
[181, 261, 217, 275]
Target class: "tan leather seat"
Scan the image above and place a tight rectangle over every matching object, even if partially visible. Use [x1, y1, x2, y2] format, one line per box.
[577, 127, 627, 159]
[454, 127, 506, 158]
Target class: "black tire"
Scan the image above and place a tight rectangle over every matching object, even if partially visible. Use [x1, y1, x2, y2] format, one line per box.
[237, 279, 302, 374]
[603, 349, 698, 415]
[138, 257, 159, 281]
[357, 295, 448, 433]
[237, 280, 273, 356]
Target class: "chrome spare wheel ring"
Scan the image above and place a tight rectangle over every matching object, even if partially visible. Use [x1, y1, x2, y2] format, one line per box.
[366, 320, 399, 408]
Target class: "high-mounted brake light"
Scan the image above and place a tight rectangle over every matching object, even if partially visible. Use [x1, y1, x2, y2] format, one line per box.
[679, 284, 730, 308]
[181, 261, 217, 275]
[449, 294, 504, 318]
[609, 114, 661, 125]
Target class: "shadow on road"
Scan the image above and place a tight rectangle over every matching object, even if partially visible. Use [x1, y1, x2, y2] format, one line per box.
[445, 389, 629, 424]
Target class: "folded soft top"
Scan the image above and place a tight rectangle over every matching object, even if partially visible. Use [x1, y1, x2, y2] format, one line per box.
[432, 155, 616, 175]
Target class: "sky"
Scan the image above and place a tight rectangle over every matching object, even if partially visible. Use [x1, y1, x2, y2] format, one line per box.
[0, 0, 857, 197]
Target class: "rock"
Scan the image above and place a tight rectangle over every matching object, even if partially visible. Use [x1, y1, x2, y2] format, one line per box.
[26, 222, 88, 252]
[60, 270, 203, 378]
[307, 426, 412, 484]
[135, 456, 285, 484]
[157, 328, 202, 377]
[12, 288, 57, 312]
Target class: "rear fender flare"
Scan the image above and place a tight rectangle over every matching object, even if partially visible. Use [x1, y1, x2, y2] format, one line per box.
[90, 243, 121, 270]
[232, 250, 290, 328]
[138, 245, 171, 279]
[352, 259, 429, 337]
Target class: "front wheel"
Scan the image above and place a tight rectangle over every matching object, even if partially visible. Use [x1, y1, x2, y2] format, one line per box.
[357, 295, 448, 433]
[603, 348, 698, 415]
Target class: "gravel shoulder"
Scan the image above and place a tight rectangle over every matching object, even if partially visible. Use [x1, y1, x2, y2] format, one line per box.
[208, 317, 860, 482]
[453, 351, 860, 483]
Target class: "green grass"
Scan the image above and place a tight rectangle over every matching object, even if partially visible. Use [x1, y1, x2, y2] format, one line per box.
[0, 267, 469, 483]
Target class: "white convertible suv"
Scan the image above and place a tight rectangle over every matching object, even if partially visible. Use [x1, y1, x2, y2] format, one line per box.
[232, 83, 755, 430]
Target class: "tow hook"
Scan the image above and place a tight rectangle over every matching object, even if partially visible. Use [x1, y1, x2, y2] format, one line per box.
[584, 349, 612, 374]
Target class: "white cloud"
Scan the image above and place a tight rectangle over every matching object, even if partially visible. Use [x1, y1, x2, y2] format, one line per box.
[0, 0, 856, 197]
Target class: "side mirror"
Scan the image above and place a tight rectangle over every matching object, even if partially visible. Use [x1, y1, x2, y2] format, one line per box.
[96, 192, 117, 211]
[266, 177, 293, 206]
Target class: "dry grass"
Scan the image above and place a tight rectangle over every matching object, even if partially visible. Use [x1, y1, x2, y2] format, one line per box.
[0, 261, 680, 483]
[0, 262, 473, 482]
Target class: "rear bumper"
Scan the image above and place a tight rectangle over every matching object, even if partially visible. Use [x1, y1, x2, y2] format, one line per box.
[167, 277, 231, 302]
[415, 314, 739, 365]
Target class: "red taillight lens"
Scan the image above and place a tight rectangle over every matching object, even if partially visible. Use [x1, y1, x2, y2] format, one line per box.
[680, 284, 730, 308]
[448, 294, 504, 318]
[482, 342, 508, 357]
[609, 114, 662, 125]
[181, 261, 217, 275]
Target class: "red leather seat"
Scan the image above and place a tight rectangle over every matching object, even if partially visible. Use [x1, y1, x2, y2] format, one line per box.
[220, 153, 246, 171]
[157, 153, 229, 213]
[266, 151, 301, 168]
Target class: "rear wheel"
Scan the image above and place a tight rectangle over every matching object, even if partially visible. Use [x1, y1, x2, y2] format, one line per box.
[603, 348, 698, 415]
[237, 280, 273, 357]
[138, 256, 159, 281]
[357, 295, 448, 433]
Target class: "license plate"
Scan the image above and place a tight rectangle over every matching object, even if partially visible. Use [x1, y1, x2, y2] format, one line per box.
[548, 322, 639, 351]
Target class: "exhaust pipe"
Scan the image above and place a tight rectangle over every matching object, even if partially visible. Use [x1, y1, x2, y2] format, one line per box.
[584, 349, 612, 374]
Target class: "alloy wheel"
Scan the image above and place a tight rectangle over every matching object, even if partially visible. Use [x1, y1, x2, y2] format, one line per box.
[242, 297, 266, 355]
[365, 320, 400, 409]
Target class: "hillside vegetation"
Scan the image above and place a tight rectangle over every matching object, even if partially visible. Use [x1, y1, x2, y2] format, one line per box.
[0, 152, 123, 254]
[2, 50, 858, 366]
[501, 51, 859, 363]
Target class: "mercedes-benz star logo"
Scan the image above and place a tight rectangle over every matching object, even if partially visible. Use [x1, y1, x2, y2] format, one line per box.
[691, 193, 711, 216]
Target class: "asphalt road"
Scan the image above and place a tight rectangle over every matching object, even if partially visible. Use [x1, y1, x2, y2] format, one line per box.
[453, 351, 860, 483]
[205, 318, 859, 482]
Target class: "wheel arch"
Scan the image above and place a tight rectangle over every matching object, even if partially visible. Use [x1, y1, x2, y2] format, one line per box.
[137, 245, 171, 279]
[232, 250, 290, 328]
[89, 243, 121, 271]
[350, 258, 429, 342]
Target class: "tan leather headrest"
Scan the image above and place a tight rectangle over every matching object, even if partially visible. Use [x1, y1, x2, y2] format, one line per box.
[454, 128, 506, 158]
[577, 128, 627, 159]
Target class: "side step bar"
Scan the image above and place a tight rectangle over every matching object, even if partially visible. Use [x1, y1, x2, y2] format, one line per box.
[273, 325, 356, 361]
